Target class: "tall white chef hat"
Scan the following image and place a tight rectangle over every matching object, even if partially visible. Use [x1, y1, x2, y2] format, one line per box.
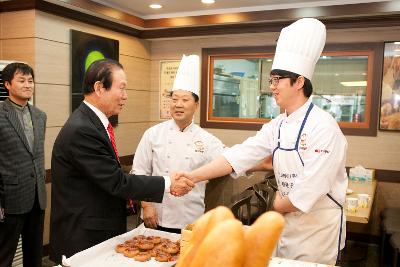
[271, 18, 326, 80]
[172, 54, 200, 97]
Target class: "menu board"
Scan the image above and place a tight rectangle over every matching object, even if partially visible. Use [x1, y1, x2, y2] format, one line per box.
[159, 60, 180, 120]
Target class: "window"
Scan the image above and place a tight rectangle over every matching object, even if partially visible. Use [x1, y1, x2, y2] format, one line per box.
[201, 43, 382, 136]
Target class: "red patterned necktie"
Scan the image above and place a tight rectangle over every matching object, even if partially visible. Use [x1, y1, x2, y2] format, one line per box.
[107, 122, 136, 213]
[107, 123, 120, 162]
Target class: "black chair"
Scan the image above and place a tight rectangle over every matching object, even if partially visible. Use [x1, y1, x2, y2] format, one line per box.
[381, 209, 400, 266]
[230, 189, 254, 225]
[390, 232, 400, 267]
[264, 174, 278, 191]
[253, 182, 276, 212]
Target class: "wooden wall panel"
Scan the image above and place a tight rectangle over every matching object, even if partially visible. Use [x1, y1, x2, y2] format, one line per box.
[120, 55, 150, 90]
[113, 122, 152, 156]
[150, 60, 161, 92]
[35, 10, 150, 59]
[347, 132, 400, 171]
[34, 84, 70, 127]
[150, 32, 279, 60]
[149, 90, 159, 122]
[119, 90, 150, 123]
[0, 10, 35, 39]
[45, 127, 61, 170]
[1, 38, 35, 66]
[35, 38, 69, 85]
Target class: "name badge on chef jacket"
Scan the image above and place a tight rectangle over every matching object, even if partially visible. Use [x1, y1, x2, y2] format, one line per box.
[194, 141, 205, 153]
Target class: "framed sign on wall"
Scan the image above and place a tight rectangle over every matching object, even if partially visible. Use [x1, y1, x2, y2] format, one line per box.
[159, 60, 180, 120]
[380, 42, 400, 131]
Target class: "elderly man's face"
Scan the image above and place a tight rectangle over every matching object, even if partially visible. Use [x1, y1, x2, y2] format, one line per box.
[100, 68, 128, 117]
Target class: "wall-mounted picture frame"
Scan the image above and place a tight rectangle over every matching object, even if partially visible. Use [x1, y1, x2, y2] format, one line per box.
[159, 60, 180, 120]
[380, 42, 400, 131]
[71, 30, 119, 125]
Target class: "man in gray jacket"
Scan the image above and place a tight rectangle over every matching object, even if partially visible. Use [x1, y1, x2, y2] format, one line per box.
[0, 63, 47, 267]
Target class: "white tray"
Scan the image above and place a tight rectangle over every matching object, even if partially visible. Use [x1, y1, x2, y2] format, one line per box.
[60, 224, 180, 267]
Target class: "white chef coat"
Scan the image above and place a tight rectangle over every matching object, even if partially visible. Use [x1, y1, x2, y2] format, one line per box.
[223, 99, 348, 264]
[131, 119, 225, 229]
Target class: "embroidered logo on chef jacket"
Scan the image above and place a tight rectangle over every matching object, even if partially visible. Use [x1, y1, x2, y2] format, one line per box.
[194, 140, 205, 153]
[314, 149, 330, 154]
[299, 133, 307, 150]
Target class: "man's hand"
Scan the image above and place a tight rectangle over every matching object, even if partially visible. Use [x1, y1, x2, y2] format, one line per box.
[170, 172, 195, 197]
[142, 203, 158, 229]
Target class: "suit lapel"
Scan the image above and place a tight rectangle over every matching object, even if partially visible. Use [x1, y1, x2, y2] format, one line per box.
[79, 103, 120, 166]
[4, 99, 33, 155]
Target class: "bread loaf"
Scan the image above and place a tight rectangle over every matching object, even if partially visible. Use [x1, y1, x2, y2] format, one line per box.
[243, 211, 285, 267]
[176, 206, 234, 267]
[189, 219, 245, 267]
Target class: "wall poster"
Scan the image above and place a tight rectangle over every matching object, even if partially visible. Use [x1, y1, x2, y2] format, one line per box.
[380, 42, 400, 131]
[71, 30, 119, 125]
[159, 60, 180, 120]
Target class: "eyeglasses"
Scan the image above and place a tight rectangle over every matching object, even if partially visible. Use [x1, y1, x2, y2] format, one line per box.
[268, 76, 290, 86]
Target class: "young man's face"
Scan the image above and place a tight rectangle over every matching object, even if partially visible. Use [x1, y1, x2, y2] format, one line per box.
[270, 75, 293, 109]
[270, 75, 304, 110]
[170, 90, 198, 126]
[5, 70, 34, 104]
[99, 68, 128, 117]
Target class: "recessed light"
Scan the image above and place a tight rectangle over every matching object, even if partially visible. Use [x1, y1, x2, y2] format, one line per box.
[202, 0, 215, 4]
[149, 4, 162, 9]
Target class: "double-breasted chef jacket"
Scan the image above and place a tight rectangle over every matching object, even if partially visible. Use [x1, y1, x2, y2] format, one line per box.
[224, 99, 348, 265]
[132, 119, 225, 229]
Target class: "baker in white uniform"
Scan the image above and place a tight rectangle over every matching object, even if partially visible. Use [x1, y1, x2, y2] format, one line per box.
[130, 55, 225, 233]
[177, 18, 348, 265]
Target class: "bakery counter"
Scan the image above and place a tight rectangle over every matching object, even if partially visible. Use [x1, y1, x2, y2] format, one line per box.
[204, 170, 274, 211]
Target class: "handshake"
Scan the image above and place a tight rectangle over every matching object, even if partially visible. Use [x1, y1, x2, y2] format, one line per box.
[169, 172, 195, 197]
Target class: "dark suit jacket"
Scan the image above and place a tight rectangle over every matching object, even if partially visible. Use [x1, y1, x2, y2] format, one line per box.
[49, 103, 165, 263]
[0, 99, 47, 214]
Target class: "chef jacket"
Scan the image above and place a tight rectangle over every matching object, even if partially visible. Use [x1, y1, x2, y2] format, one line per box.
[223, 98, 348, 214]
[132, 119, 225, 229]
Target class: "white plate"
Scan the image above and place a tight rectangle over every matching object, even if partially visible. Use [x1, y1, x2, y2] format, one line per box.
[346, 188, 354, 195]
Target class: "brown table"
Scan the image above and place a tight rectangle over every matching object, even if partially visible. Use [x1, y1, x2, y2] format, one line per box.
[345, 180, 377, 224]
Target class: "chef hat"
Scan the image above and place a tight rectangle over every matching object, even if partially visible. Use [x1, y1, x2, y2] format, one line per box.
[172, 54, 200, 97]
[271, 18, 326, 80]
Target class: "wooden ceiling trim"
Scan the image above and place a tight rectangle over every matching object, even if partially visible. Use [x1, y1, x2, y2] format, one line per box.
[141, 15, 400, 39]
[0, 0, 141, 37]
[0, 0, 36, 12]
[1, 0, 400, 39]
[144, 1, 400, 29]
[59, 0, 145, 28]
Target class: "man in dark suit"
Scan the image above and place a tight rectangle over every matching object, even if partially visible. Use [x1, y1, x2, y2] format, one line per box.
[49, 59, 194, 264]
[0, 63, 47, 267]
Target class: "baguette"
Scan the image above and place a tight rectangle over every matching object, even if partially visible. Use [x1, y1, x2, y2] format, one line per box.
[176, 206, 234, 267]
[243, 211, 285, 267]
[189, 219, 245, 267]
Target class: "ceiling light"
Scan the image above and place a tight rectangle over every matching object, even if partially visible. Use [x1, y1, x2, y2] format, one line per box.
[202, 0, 215, 4]
[340, 81, 367, 87]
[149, 4, 162, 9]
